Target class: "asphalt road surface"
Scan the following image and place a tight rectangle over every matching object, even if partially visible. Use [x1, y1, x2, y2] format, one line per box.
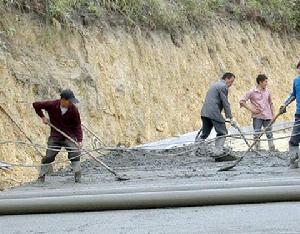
[1, 202, 300, 234]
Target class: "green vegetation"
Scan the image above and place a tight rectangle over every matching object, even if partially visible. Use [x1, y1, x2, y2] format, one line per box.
[1, 0, 299, 32]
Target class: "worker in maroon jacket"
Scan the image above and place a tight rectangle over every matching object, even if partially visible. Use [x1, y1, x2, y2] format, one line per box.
[33, 89, 83, 183]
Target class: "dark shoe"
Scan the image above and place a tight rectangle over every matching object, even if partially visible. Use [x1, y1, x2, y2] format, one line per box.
[215, 155, 238, 162]
[75, 171, 81, 183]
[37, 175, 45, 183]
[289, 157, 299, 169]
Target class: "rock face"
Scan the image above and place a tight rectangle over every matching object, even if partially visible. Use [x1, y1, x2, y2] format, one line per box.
[0, 12, 299, 189]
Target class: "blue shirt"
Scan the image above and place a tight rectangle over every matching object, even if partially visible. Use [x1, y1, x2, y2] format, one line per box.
[285, 75, 300, 114]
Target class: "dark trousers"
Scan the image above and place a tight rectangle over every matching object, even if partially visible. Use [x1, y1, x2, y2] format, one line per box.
[290, 116, 300, 146]
[253, 118, 273, 139]
[200, 116, 228, 139]
[42, 137, 80, 164]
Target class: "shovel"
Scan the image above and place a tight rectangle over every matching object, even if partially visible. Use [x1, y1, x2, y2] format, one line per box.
[219, 112, 282, 171]
[48, 122, 129, 181]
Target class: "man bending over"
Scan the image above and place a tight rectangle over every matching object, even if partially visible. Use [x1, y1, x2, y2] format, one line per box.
[33, 89, 83, 183]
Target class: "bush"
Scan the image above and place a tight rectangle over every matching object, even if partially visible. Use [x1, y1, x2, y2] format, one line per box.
[238, 0, 300, 31]
[1, 0, 299, 32]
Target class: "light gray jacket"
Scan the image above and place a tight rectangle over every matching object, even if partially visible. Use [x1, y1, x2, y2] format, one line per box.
[201, 80, 232, 123]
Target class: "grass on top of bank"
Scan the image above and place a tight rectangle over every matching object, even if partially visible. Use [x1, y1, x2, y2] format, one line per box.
[1, 0, 300, 32]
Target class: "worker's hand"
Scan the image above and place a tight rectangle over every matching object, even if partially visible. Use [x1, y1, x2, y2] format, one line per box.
[250, 107, 261, 115]
[230, 119, 238, 128]
[279, 105, 287, 115]
[225, 118, 237, 128]
[78, 142, 83, 149]
[41, 117, 49, 125]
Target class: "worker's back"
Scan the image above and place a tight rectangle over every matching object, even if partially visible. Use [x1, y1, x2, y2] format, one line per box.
[201, 80, 228, 123]
[293, 76, 300, 115]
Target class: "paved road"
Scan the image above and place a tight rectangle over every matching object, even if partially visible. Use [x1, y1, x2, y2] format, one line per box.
[1, 202, 299, 234]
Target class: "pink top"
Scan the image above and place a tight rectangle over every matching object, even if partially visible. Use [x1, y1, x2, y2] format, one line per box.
[239, 87, 273, 120]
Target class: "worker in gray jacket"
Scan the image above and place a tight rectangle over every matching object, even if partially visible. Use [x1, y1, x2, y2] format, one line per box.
[198, 72, 236, 157]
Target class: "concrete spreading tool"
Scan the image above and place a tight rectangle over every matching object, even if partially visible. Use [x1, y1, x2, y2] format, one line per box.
[48, 122, 129, 181]
[219, 112, 282, 171]
[227, 120, 264, 157]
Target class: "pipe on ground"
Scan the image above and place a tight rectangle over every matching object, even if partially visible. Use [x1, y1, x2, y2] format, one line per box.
[1, 185, 300, 215]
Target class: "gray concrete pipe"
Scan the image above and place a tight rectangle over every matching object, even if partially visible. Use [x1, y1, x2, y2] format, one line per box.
[1, 185, 300, 215]
[2, 178, 300, 200]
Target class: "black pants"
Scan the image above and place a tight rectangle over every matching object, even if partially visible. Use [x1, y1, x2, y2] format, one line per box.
[42, 137, 80, 164]
[290, 115, 300, 146]
[200, 117, 228, 139]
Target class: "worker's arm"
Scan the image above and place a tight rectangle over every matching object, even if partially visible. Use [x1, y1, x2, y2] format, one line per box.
[280, 81, 296, 114]
[32, 101, 52, 124]
[268, 93, 275, 117]
[284, 81, 296, 107]
[240, 91, 261, 115]
[271, 103, 275, 117]
[219, 86, 233, 120]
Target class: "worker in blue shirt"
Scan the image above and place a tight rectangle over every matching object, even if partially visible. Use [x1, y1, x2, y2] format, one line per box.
[280, 60, 300, 168]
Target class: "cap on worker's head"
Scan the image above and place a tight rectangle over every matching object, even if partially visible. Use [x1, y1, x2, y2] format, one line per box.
[60, 89, 79, 104]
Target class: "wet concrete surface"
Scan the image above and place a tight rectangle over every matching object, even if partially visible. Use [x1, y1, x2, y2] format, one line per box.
[2, 147, 299, 197]
[2, 125, 297, 195]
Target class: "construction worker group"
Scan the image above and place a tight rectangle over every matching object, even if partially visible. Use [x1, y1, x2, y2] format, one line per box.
[32, 60, 300, 183]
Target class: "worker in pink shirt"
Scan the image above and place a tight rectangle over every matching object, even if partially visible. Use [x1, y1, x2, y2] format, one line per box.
[240, 74, 276, 151]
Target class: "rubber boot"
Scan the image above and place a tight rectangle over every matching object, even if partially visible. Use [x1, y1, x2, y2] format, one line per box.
[212, 137, 236, 162]
[75, 171, 81, 183]
[254, 139, 261, 151]
[48, 164, 54, 174]
[214, 137, 226, 156]
[289, 145, 299, 169]
[268, 139, 276, 152]
[215, 136, 226, 148]
[37, 164, 50, 183]
[195, 138, 206, 157]
[71, 161, 81, 183]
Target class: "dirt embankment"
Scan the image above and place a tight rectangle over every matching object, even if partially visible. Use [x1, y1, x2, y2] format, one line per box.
[0, 7, 300, 190]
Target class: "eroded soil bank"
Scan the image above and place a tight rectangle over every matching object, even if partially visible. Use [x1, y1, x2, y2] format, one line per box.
[1, 8, 300, 189]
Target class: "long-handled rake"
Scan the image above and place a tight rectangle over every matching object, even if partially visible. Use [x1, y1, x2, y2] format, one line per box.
[230, 122, 264, 157]
[0, 105, 46, 171]
[0, 105, 44, 158]
[81, 123, 106, 147]
[48, 122, 129, 181]
[219, 112, 282, 172]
